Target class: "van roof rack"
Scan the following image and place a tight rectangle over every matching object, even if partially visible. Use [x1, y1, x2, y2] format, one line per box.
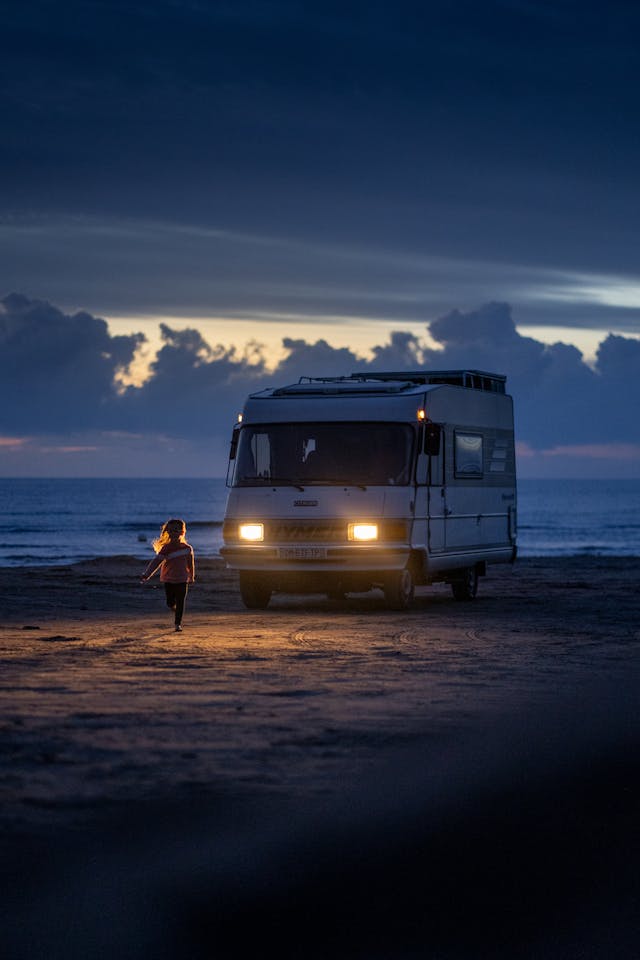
[266, 370, 507, 397]
[349, 370, 506, 393]
[271, 377, 412, 396]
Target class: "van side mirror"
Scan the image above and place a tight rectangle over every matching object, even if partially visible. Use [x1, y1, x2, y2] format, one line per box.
[226, 425, 241, 487]
[229, 424, 240, 460]
[424, 422, 441, 457]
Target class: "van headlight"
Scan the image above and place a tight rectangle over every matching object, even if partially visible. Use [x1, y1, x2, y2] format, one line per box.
[348, 522, 378, 542]
[239, 523, 264, 542]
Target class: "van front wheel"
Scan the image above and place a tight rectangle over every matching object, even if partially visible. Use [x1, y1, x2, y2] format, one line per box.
[239, 572, 272, 609]
[384, 567, 414, 610]
[451, 567, 478, 601]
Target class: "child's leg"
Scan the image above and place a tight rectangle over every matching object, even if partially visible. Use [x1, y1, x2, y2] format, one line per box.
[173, 583, 188, 627]
[164, 583, 176, 610]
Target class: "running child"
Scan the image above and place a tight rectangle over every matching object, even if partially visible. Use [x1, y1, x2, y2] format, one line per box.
[140, 518, 195, 632]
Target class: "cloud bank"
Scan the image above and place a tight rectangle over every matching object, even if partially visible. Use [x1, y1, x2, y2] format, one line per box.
[1, 293, 144, 432]
[3, 1, 640, 281]
[2, 294, 639, 475]
[4, 216, 640, 335]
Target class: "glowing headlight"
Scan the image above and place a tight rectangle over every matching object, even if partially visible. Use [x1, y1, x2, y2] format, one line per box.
[348, 523, 378, 542]
[239, 523, 264, 542]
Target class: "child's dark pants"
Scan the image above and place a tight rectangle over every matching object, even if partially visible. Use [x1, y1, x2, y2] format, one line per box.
[164, 582, 188, 626]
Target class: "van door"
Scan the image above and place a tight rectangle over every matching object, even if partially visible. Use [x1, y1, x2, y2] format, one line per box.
[445, 431, 485, 550]
[426, 427, 446, 553]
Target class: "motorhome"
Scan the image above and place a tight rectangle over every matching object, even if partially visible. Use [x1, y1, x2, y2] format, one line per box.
[221, 370, 516, 609]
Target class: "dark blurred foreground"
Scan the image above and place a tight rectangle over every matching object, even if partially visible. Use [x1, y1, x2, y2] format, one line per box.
[2, 682, 638, 960]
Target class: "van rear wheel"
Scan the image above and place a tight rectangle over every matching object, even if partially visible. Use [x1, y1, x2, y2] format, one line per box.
[384, 567, 414, 610]
[239, 572, 272, 609]
[451, 566, 478, 601]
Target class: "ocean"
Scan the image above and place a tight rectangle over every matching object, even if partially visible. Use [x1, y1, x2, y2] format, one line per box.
[2, 477, 639, 568]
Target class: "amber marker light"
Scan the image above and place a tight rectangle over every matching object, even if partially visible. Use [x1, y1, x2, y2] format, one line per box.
[348, 523, 378, 541]
[239, 523, 264, 541]
[417, 408, 426, 421]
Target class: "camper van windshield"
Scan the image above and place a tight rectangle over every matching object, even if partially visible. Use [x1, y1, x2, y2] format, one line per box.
[233, 422, 414, 486]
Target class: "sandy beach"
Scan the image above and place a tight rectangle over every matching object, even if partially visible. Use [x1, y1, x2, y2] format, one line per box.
[2, 556, 639, 958]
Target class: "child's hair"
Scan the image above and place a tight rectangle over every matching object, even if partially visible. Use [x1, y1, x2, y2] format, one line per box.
[152, 518, 187, 553]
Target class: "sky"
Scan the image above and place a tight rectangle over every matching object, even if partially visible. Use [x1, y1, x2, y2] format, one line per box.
[2, 0, 640, 477]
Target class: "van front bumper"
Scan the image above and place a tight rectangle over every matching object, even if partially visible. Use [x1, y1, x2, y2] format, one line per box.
[220, 543, 410, 573]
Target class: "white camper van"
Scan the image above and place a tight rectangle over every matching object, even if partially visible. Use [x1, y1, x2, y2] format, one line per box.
[221, 370, 516, 609]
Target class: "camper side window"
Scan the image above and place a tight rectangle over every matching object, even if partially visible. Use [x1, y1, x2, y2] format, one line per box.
[454, 432, 483, 477]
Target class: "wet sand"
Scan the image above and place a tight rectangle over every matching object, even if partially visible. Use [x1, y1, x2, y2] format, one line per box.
[1, 556, 639, 958]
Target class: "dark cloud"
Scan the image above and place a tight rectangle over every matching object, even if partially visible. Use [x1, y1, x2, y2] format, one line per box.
[370, 332, 425, 370]
[3, 295, 640, 465]
[0, 293, 144, 433]
[429, 303, 522, 348]
[596, 333, 640, 380]
[591, 334, 640, 442]
[419, 304, 600, 446]
[275, 338, 358, 380]
[122, 324, 267, 436]
[416, 302, 640, 447]
[3, 217, 640, 336]
[2, 2, 640, 275]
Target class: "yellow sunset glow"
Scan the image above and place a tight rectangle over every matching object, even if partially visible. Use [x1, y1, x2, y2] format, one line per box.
[106, 312, 443, 385]
[105, 312, 636, 384]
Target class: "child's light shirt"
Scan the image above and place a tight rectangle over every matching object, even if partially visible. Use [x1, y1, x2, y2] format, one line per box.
[151, 541, 195, 583]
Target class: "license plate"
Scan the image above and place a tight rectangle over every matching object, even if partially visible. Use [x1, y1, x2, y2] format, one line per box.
[278, 546, 327, 560]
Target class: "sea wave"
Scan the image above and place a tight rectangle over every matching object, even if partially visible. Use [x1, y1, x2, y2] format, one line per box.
[2, 476, 639, 565]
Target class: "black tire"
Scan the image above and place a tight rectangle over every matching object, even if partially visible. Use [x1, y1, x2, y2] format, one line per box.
[384, 566, 414, 610]
[239, 571, 272, 609]
[451, 566, 478, 601]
